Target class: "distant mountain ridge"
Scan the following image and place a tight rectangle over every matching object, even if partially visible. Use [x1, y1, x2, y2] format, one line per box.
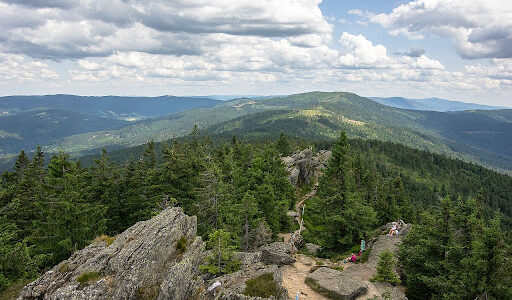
[369, 96, 507, 112]
[0, 94, 220, 121]
[2, 92, 512, 173]
[36, 92, 512, 173]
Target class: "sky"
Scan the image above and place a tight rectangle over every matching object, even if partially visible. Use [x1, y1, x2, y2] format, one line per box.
[0, 0, 511, 106]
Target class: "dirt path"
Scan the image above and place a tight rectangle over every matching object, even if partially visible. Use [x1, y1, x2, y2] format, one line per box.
[281, 254, 330, 300]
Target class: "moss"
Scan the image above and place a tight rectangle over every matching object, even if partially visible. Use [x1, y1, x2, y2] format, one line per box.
[93, 234, 116, 246]
[243, 273, 278, 298]
[76, 271, 102, 285]
[136, 284, 160, 300]
[176, 236, 188, 255]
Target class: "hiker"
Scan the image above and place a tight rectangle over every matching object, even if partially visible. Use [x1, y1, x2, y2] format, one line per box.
[360, 239, 366, 252]
[388, 223, 397, 236]
[295, 291, 300, 300]
[351, 253, 357, 262]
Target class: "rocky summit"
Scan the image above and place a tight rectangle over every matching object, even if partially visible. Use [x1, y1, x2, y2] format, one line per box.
[282, 149, 331, 187]
[18, 207, 204, 300]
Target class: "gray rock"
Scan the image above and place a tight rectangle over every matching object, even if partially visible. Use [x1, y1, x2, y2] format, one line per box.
[203, 262, 287, 300]
[289, 167, 300, 186]
[234, 251, 262, 269]
[304, 243, 322, 256]
[18, 207, 204, 300]
[282, 149, 332, 187]
[259, 242, 296, 266]
[306, 267, 368, 300]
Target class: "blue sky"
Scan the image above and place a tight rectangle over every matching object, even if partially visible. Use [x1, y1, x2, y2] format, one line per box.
[0, 0, 510, 105]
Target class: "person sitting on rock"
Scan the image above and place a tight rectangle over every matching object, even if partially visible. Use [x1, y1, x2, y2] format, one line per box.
[388, 223, 397, 236]
[351, 253, 357, 262]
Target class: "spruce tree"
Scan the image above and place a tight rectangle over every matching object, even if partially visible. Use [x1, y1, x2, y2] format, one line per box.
[373, 249, 401, 285]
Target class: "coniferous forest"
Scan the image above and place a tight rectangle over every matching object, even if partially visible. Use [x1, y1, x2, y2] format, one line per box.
[1, 128, 511, 299]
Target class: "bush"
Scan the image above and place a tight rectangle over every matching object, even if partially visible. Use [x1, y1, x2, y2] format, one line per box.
[176, 236, 188, 255]
[372, 250, 401, 285]
[76, 271, 102, 285]
[244, 273, 278, 298]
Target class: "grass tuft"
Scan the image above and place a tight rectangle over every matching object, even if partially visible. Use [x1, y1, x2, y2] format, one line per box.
[93, 234, 115, 246]
[244, 273, 278, 298]
[76, 271, 102, 285]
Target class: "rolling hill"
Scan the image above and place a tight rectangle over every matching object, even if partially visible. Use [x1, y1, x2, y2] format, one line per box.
[370, 96, 506, 112]
[4, 92, 512, 173]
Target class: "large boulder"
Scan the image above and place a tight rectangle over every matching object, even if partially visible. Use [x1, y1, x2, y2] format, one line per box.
[18, 207, 204, 300]
[304, 243, 322, 256]
[305, 267, 368, 300]
[259, 242, 296, 266]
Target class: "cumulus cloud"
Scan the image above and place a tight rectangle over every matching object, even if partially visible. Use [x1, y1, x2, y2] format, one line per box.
[368, 0, 512, 59]
[337, 32, 388, 67]
[394, 47, 426, 57]
[0, 0, 332, 59]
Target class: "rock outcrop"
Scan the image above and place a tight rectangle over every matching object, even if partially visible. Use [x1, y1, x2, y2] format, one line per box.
[18, 207, 204, 300]
[206, 263, 287, 300]
[282, 149, 331, 186]
[259, 242, 296, 267]
[305, 267, 368, 300]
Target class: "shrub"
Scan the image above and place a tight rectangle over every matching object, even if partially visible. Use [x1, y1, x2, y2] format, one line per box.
[371, 250, 401, 285]
[76, 271, 102, 285]
[244, 273, 278, 298]
[176, 236, 187, 255]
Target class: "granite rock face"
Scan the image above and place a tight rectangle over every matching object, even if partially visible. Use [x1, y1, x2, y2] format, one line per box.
[18, 207, 204, 300]
[282, 149, 331, 187]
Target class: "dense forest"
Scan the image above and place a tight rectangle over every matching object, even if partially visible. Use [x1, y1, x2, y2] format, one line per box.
[1, 129, 511, 299]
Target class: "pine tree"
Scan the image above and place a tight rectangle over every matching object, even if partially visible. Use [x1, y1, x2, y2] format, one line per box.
[276, 132, 291, 156]
[200, 229, 240, 276]
[30, 153, 106, 267]
[373, 249, 401, 285]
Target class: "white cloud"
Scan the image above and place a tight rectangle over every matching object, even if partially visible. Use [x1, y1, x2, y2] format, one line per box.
[368, 0, 512, 59]
[0, 53, 58, 81]
[337, 32, 388, 67]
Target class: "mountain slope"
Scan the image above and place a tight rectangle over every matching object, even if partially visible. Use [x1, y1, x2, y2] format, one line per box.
[0, 94, 220, 121]
[10, 92, 512, 172]
[370, 97, 506, 112]
[0, 109, 126, 157]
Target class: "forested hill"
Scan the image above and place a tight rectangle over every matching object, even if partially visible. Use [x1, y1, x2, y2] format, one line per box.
[1, 133, 511, 299]
[78, 134, 512, 228]
[4, 92, 512, 172]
